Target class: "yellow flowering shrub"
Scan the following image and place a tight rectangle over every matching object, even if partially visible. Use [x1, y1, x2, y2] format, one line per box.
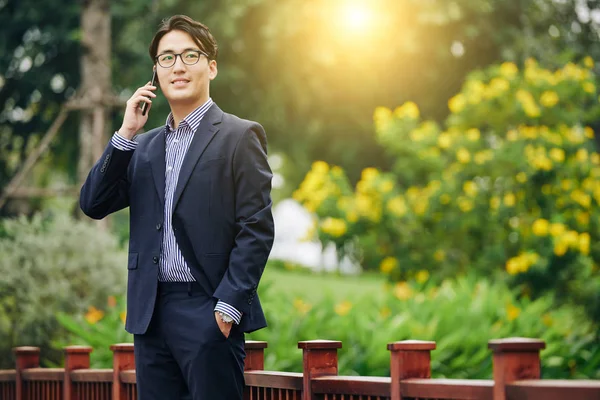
[294, 57, 600, 319]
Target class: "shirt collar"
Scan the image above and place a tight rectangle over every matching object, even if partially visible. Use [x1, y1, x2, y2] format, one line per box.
[165, 98, 214, 133]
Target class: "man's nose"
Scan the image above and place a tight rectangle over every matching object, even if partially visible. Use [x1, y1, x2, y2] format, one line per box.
[172, 55, 186, 71]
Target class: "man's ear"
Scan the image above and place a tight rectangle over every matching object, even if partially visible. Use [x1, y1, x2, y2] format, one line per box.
[209, 60, 218, 80]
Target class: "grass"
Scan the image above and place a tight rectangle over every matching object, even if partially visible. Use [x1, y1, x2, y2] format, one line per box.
[259, 264, 387, 302]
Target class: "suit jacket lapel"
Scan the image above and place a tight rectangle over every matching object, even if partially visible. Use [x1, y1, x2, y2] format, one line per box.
[172, 103, 223, 212]
[148, 127, 167, 207]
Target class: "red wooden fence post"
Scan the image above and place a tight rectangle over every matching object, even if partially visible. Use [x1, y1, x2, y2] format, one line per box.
[110, 343, 135, 400]
[244, 341, 267, 371]
[298, 340, 342, 400]
[387, 340, 436, 400]
[488, 337, 545, 400]
[63, 346, 92, 400]
[14, 346, 40, 400]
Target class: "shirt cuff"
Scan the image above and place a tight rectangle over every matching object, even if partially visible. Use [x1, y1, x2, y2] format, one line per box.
[111, 132, 138, 151]
[214, 301, 243, 324]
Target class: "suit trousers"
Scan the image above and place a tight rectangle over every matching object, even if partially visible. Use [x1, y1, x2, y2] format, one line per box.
[133, 282, 246, 400]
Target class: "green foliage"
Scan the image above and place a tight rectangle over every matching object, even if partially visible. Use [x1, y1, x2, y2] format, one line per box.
[294, 58, 600, 322]
[248, 274, 599, 379]
[55, 296, 131, 368]
[55, 270, 599, 379]
[0, 212, 126, 368]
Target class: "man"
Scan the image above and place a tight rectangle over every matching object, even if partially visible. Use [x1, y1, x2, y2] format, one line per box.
[80, 15, 274, 400]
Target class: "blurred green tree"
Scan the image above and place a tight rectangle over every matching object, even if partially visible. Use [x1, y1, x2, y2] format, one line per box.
[1, 0, 598, 212]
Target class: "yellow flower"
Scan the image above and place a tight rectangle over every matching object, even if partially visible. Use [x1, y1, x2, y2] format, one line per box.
[438, 132, 452, 149]
[579, 233, 590, 255]
[592, 153, 600, 165]
[120, 311, 126, 324]
[456, 148, 471, 164]
[380, 180, 394, 193]
[346, 210, 358, 223]
[542, 313, 553, 327]
[320, 218, 347, 238]
[503, 193, 516, 207]
[506, 304, 521, 321]
[448, 93, 466, 113]
[466, 128, 480, 141]
[540, 91, 559, 107]
[490, 196, 501, 210]
[394, 101, 420, 119]
[393, 281, 413, 300]
[85, 306, 105, 325]
[500, 62, 518, 78]
[583, 56, 594, 69]
[379, 257, 398, 274]
[434, 249, 446, 261]
[577, 212, 590, 226]
[335, 300, 353, 316]
[387, 196, 408, 217]
[507, 129, 519, 141]
[532, 219, 549, 236]
[439, 194, 451, 204]
[415, 270, 430, 284]
[554, 241, 569, 257]
[571, 189, 591, 208]
[549, 148, 565, 162]
[294, 298, 312, 315]
[463, 181, 477, 197]
[550, 223, 566, 237]
[379, 307, 391, 319]
[487, 77, 510, 97]
[516, 172, 527, 183]
[584, 126, 595, 139]
[541, 184, 552, 195]
[458, 197, 474, 212]
[331, 166, 344, 177]
[414, 201, 428, 215]
[583, 82, 596, 94]
[312, 161, 329, 174]
[361, 167, 379, 181]
[374, 107, 393, 130]
[576, 148, 589, 163]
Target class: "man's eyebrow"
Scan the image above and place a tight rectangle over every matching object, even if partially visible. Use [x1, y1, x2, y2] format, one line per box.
[157, 47, 202, 54]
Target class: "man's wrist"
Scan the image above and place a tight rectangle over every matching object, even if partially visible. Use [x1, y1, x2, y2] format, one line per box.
[117, 127, 136, 140]
[216, 311, 234, 324]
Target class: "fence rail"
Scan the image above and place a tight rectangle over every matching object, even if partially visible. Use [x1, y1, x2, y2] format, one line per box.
[0, 337, 599, 400]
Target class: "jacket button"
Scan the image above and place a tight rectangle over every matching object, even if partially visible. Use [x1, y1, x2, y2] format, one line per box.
[156, 223, 162, 231]
[153, 256, 159, 264]
[247, 299, 252, 305]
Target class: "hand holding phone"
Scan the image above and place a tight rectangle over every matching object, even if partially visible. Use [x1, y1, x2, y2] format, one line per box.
[117, 72, 157, 140]
[141, 70, 157, 116]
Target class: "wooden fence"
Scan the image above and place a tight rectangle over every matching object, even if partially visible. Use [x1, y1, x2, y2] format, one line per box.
[0, 337, 598, 400]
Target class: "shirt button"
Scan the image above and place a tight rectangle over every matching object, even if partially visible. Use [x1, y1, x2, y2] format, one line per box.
[153, 256, 159, 264]
[156, 223, 162, 231]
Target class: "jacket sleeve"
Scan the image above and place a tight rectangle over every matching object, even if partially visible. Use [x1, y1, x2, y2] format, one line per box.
[213, 123, 275, 315]
[79, 141, 134, 220]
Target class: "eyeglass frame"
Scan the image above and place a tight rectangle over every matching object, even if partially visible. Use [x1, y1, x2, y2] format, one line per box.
[154, 49, 210, 68]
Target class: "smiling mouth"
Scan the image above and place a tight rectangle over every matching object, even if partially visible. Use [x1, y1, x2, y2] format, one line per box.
[172, 80, 190, 85]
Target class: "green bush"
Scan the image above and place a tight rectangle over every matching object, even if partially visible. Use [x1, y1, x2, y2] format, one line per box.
[293, 58, 600, 321]
[0, 212, 126, 367]
[248, 274, 599, 379]
[56, 269, 599, 379]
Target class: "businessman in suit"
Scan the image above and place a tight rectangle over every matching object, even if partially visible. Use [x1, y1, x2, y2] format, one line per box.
[80, 15, 274, 399]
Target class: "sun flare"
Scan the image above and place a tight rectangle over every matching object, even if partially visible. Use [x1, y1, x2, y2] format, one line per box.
[341, 3, 372, 31]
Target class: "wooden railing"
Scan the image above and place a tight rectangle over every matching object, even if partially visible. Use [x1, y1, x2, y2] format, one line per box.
[0, 337, 598, 400]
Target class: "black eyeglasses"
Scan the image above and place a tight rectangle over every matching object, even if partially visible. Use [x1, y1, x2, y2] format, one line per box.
[155, 50, 209, 68]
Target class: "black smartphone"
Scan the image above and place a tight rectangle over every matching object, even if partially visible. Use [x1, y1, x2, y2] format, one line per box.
[141, 69, 156, 116]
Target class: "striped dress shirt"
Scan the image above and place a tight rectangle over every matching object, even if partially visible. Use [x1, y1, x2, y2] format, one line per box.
[111, 98, 242, 324]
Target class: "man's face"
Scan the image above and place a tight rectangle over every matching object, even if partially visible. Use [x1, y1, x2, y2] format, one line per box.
[155, 30, 217, 108]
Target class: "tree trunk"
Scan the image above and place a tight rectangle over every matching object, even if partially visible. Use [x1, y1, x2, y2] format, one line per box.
[78, 0, 112, 186]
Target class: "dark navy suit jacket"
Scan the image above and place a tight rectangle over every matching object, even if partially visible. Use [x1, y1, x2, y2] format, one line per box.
[80, 103, 274, 334]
